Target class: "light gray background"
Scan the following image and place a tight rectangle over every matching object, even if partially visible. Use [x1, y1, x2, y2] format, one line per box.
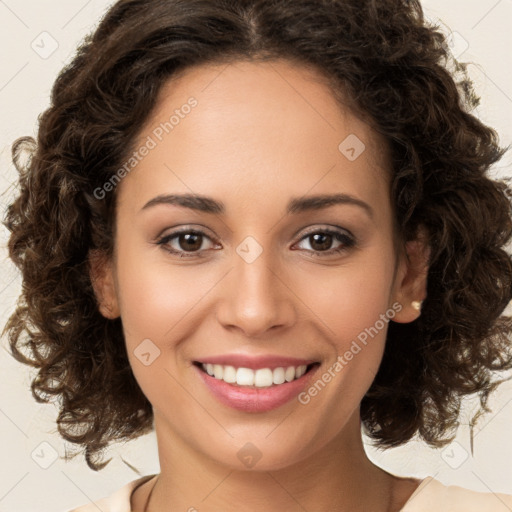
[1, 1, 511, 511]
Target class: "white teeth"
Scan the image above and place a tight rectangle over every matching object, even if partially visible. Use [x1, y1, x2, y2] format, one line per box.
[285, 366, 296, 382]
[201, 363, 310, 387]
[254, 368, 273, 387]
[236, 367, 255, 386]
[213, 364, 224, 379]
[222, 365, 237, 383]
[272, 367, 285, 385]
[296, 365, 307, 378]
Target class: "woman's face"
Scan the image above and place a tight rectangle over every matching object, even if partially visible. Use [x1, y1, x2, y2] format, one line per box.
[92, 59, 426, 471]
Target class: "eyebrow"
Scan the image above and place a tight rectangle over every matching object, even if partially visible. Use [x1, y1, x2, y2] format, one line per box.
[140, 192, 374, 218]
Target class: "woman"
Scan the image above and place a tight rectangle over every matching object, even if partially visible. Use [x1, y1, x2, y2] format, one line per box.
[3, 0, 512, 510]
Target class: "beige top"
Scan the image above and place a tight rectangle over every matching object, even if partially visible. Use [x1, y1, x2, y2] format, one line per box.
[68, 474, 512, 511]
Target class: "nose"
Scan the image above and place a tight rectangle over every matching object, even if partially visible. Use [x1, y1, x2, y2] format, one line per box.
[215, 248, 297, 338]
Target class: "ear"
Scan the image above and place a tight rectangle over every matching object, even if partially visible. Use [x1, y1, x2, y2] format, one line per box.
[88, 249, 120, 319]
[391, 225, 430, 323]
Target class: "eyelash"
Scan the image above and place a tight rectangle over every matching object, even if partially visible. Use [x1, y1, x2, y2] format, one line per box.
[155, 226, 356, 259]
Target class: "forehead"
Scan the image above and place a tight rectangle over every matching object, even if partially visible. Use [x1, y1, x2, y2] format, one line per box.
[117, 59, 391, 218]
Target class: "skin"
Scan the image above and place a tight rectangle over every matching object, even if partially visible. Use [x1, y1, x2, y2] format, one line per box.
[90, 58, 430, 512]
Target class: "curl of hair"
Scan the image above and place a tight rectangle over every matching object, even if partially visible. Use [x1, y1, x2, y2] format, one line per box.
[3, 0, 512, 470]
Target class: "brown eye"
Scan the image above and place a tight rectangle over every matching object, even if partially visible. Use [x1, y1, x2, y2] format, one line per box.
[308, 232, 334, 251]
[156, 229, 218, 258]
[177, 232, 203, 252]
[294, 228, 355, 257]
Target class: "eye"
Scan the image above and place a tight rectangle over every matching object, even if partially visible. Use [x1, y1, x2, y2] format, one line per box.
[155, 226, 356, 259]
[156, 228, 219, 258]
[293, 228, 356, 257]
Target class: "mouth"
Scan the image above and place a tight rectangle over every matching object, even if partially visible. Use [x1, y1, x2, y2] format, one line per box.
[193, 359, 321, 413]
[193, 361, 320, 389]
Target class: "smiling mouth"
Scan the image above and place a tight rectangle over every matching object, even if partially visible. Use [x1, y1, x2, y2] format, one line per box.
[193, 361, 319, 388]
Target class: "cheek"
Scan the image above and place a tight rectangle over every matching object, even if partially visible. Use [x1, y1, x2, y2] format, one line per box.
[297, 254, 395, 346]
[114, 249, 217, 406]
[115, 251, 215, 346]
[293, 250, 396, 401]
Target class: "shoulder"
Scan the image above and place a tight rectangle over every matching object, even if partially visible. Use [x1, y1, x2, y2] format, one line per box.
[402, 476, 512, 512]
[67, 474, 157, 512]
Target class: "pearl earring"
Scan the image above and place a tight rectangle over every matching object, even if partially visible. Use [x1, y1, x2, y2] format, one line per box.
[411, 300, 422, 311]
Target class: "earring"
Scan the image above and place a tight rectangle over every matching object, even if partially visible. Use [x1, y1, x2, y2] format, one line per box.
[411, 300, 422, 311]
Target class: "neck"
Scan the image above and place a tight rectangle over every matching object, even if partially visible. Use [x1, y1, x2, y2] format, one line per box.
[143, 410, 401, 512]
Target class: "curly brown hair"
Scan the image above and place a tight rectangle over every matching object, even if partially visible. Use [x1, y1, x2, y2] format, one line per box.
[3, 0, 512, 471]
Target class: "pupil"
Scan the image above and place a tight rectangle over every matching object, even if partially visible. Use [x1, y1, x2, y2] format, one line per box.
[180, 233, 201, 251]
[311, 233, 332, 251]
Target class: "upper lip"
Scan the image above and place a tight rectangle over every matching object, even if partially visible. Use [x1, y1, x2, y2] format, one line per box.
[195, 354, 318, 370]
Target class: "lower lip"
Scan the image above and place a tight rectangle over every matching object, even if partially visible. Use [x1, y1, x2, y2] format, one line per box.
[194, 363, 320, 413]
